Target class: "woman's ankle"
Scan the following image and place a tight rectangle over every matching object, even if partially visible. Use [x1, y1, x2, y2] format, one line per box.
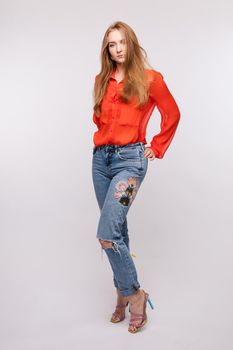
[127, 288, 143, 304]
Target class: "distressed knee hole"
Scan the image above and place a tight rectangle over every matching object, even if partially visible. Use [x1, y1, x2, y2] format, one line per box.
[99, 239, 113, 249]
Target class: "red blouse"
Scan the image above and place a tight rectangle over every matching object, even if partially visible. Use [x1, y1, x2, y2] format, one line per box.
[92, 67, 180, 159]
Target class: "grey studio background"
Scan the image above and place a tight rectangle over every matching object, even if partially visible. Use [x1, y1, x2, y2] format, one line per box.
[0, 0, 232, 349]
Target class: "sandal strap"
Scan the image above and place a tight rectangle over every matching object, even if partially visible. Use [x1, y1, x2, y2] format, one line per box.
[115, 303, 128, 308]
[129, 319, 146, 327]
[130, 315, 145, 320]
[112, 312, 123, 318]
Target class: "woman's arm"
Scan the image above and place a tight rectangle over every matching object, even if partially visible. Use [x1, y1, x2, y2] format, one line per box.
[149, 71, 181, 159]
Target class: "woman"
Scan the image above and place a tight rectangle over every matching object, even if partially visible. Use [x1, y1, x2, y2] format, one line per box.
[91, 21, 180, 333]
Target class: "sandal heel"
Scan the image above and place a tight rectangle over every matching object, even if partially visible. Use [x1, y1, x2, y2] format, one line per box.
[147, 296, 154, 309]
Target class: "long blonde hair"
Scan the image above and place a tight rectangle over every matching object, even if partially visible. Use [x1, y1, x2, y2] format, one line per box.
[93, 21, 154, 117]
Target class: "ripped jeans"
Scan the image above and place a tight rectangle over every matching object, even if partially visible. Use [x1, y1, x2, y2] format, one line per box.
[92, 141, 148, 297]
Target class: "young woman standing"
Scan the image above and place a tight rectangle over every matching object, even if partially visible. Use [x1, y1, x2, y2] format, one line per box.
[91, 21, 181, 333]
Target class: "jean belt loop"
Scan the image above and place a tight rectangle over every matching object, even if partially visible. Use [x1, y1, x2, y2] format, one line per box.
[139, 142, 144, 152]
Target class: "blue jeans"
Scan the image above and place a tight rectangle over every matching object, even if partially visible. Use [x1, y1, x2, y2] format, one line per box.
[92, 141, 148, 296]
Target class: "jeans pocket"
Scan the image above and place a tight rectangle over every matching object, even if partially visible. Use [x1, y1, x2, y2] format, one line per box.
[117, 146, 146, 161]
[118, 147, 139, 160]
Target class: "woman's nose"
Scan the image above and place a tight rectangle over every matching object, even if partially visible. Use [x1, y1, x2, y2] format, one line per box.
[116, 44, 122, 52]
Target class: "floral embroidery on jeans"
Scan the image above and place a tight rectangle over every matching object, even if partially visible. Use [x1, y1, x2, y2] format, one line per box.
[114, 177, 138, 206]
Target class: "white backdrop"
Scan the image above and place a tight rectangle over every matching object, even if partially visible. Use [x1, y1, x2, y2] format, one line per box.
[0, 0, 233, 349]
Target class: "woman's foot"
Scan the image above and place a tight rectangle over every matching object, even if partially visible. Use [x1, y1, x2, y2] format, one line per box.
[110, 288, 129, 323]
[127, 289, 148, 333]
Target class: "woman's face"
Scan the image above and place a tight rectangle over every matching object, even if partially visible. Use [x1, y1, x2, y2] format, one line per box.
[107, 29, 127, 64]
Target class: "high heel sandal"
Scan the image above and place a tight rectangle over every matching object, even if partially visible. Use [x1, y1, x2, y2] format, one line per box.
[128, 289, 154, 333]
[110, 301, 129, 323]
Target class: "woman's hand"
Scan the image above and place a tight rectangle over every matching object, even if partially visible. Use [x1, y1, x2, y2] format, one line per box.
[144, 147, 156, 161]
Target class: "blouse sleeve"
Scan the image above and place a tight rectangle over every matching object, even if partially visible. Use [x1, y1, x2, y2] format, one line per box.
[92, 111, 100, 129]
[149, 71, 181, 159]
[92, 75, 100, 129]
